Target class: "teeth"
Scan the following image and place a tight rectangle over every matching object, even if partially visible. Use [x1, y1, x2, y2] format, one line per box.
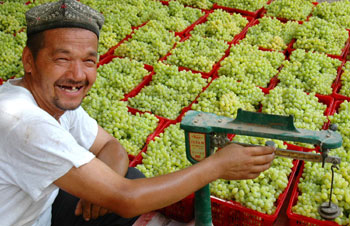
[59, 85, 80, 93]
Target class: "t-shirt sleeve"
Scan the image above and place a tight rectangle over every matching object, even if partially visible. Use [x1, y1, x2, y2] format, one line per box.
[5, 112, 95, 201]
[62, 106, 98, 150]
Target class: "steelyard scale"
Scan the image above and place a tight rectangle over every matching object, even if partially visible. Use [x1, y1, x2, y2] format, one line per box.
[180, 109, 343, 226]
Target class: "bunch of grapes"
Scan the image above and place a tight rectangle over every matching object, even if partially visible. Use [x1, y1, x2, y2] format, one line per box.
[210, 136, 294, 214]
[171, 0, 215, 10]
[277, 49, 342, 95]
[165, 34, 228, 73]
[339, 62, 350, 97]
[82, 95, 159, 156]
[218, 43, 285, 87]
[261, 87, 328, 132]
[115, 20, 180, 65]
[97, 57, 150, 95]
[293, 17, 348, 56]
[155, 1, 205, 33]
[190, 9, 248, 42]
[292, 99, 350, 225]
[241, 17, 299, 51]
[0, 31, 26, 80]
[128, 62, 208, 120]
[264, 0, 315, 21]
[213, 0, 269, 12]
[136, 123, 192, 178]
[191, 76, 264, 118]
[313, 1, 350, 30]
[329, 100, 350, 150]
[97, 15, 132, 56]
[292, 146, 350, 225]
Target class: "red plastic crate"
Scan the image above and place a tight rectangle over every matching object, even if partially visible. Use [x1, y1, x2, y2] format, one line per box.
[332, 83, 350, 102]
[287, 163, 341, 226]
[120, 106, 167, 158]
[314, 94, 334, 130]
[158, 193, 195, 223]
[211, 159, 299, 226]
[128, 120, 195, 222]
[332, 60, 350, 101]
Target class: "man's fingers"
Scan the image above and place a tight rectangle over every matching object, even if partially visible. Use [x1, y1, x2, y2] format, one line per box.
[74, 200, 83, 216]
[82, 200, 92, 221]
[252, 152, 275, 166]
[99, 207, 109, 216]
[250, 146, 275, 156]
[91, 205, 101, 219]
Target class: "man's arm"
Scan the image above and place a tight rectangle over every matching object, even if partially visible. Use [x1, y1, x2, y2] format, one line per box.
[89, 125, 129, 176]
[54, 143, 274, 218]
[74, 125, 129, 220]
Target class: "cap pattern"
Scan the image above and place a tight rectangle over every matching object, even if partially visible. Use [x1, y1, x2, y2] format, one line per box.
[26, 0, 104, 37]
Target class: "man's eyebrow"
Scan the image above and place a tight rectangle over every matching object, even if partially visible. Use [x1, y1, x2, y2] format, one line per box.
[52, 48, 69, 55]
[87, 51, 98, 58]
[53, 49, 97, 58]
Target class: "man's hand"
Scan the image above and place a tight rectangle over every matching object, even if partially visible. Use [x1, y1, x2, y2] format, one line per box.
[212, 143, 275, 180]
[75, 199, 111, 221]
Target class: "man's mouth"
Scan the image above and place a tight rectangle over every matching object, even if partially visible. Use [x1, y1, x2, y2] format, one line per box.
[57, 85, 83, 93]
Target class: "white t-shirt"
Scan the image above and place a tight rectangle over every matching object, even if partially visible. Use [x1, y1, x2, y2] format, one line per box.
[0, 79, 98, 226]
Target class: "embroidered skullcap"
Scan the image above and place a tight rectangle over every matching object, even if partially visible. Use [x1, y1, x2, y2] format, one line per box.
[25, 0, 104, 37]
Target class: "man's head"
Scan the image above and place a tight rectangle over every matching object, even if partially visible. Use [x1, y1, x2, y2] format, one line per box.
[22, 0, 104, 119]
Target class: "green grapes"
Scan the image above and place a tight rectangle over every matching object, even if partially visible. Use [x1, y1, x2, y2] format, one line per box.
[265, 0, 315, 21]
[329, 101, 350, 150]
[293, 147, 350, 225]
[277, 49, 341, 95]
[136, 123, 191, 178]
[155, 1, 205, 33]
[97, 57, 150, 95]
[218, 43, 285, 87]
[241, 17, 299, 51]
[165, 34, 228, 73]
[127, 62, 208, 120]
[0, 31, 26, 80]
[171, 0, 215, 10]
[191, 76, 264, 118]
[293, 17, 348, 56]
[213, 0, 269, 12]
[262, 87, 328, 132]
[82, 96, 159, 156]
[0, 2, 29, 34]
[98, 15, 132, 56]
[211, 135, 294, 214]
[313, 0, 350, 30]
[190, 9, 248, 42]
[339, 62, 350, 97]
[115, 20, 180, 65]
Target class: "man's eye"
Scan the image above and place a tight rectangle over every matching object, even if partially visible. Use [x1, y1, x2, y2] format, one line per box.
[85, 59, 96, 64]
[57, 58, 68, 62]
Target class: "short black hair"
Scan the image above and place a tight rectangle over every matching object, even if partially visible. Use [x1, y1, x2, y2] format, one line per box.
[26, 31, 45, 60]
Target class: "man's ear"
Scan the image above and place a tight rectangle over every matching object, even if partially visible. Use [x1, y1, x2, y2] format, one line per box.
[22, 46, 34, 74]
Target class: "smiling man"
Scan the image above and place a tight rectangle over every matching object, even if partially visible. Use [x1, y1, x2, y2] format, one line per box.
[0, 0, 275, 226]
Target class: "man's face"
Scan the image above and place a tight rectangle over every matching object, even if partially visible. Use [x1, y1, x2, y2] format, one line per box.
[26, 28, 98, 116]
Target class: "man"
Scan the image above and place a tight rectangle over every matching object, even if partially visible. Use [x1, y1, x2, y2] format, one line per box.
[0, 0, 275, 225]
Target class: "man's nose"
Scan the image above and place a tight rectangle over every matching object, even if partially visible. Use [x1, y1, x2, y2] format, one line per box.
[70, 61, 85, 80]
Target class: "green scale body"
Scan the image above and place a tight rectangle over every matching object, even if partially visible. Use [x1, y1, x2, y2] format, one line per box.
[180, 109, 343, 226]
